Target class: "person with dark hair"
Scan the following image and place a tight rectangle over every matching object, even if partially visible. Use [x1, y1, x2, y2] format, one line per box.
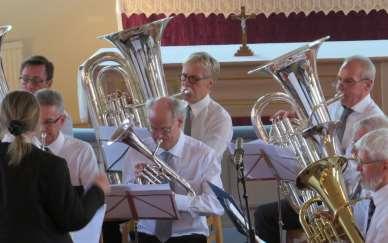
[19, 55, 73, 136]
[0, 90, 109, 243]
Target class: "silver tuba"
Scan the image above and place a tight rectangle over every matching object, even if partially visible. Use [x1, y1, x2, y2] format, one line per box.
[249, 37, 363, 242]
[110, 119, 196, 196]
[0, 25, 11, 99]
[80, 17, 174, 183]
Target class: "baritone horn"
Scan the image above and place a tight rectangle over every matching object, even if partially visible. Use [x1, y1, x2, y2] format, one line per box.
[80, 17, 174, 183]
[249, 36, 363, 242]
[0, 25, 11, 99]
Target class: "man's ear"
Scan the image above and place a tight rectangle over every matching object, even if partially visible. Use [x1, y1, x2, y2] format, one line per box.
[207, 79, 214, 89]
[177, 117, 184, 128]
[58, 114, 66, 127]
[46, 79, 53, 88]
[365, 79, 373, 91]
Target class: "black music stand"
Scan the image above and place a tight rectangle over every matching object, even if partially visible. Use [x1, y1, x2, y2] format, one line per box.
[105, 183, 179, 222]
[228, 139, 299, 243]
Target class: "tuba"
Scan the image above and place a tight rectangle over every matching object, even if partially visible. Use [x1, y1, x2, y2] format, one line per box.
[0, 25, 11, 99]
[80, 17, 173, 183]
[249, 37, 363, 242]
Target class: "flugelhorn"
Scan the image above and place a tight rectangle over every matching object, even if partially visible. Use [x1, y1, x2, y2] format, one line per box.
[249, 36, 363, 242]
[110, 119, 196, 196]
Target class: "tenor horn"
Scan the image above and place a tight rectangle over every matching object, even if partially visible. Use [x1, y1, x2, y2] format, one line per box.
[249, 37, 363, 242]
[0, 25, 11, 99]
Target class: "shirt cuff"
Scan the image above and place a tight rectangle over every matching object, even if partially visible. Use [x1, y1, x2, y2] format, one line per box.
[174, 194, 193, 212]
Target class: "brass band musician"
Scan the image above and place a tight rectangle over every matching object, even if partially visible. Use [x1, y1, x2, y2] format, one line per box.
[123, 96, 224, 243]
[254, 55, 385, 243]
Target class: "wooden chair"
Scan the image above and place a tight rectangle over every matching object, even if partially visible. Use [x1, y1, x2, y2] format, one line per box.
[207, 215, 223, 243]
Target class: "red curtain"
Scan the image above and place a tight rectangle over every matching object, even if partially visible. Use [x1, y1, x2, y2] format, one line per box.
[122, 10, 388, 125]
[122, 10, 388, 45]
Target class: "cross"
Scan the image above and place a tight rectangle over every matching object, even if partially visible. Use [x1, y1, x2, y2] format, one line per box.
[231, 6, 256, 56]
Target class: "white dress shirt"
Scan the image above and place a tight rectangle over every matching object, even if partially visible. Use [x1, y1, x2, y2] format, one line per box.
[329, 94, 384, 151]
[365, 184, 388, 243]
[47, 131, 99, 188]
[188, 94, 233, 159]
[122, 132, 224, 237]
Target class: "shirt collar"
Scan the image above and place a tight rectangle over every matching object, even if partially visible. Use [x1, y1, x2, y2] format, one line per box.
[372, 183, 388, 207]
[158, 131, 186, 159]
[350, 94, 372, 113]
[47, 132, 65, 154]
[189, 94, 210, 117]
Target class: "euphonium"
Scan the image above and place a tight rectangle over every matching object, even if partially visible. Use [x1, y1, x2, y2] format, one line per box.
[110, 119, 196, 196]
[249, 37, 363, 243]
[0, 25, 12, 99]
[79, 17, 174, 183]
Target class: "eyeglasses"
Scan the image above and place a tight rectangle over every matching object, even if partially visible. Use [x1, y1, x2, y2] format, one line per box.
[148, 126, 172, 135]
[337, 77, 369, 86]
[42, 115, 63, 126]
[179, 73, 209, 84]
[20, 75, 47, 85]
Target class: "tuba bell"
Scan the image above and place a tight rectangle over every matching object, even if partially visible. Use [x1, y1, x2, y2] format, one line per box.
[80, 17, 174, 183]
[249, 37, 363, 242]
[0, 25, 11, 99]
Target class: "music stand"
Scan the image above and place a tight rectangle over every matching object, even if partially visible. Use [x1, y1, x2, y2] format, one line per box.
[208, 182, 265, 243]
[105, 183, 179, 222]
[228, 139, 297, 181]
[228, 139, 299, 243]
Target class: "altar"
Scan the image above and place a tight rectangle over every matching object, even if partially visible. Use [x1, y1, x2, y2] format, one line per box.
[81, 39, 388, 124]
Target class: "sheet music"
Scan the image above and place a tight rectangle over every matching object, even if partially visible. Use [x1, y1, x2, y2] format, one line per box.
[105, 183, 179, 221]
[228, 139, 298, 181]
[97, 126, 150, 171]
[70, 204, 106, 243]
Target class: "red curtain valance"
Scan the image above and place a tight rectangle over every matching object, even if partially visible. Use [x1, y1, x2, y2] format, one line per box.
[122, 10, 388, 46]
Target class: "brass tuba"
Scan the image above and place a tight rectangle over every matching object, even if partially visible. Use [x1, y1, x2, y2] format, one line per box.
[80, 17, 174, 183]
[0, 25, 11, 99]
[249, 37, 363, 242]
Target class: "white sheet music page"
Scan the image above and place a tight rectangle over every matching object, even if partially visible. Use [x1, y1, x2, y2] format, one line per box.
[105, 183, 179, 221]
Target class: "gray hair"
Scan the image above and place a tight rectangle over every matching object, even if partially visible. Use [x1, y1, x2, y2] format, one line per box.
[351, 115, 388, 140]
[146, 96, 187, 120]
[355, 128, 388, 162]
[35, 89, 65, 114]
[183, 52, 220, 81]
[340, 55, 376, 81]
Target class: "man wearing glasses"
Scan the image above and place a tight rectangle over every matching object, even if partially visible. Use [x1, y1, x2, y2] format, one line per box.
[330, 55, 384, 151]
[180, 52, 233, 159]
[19, 55, 73, 136]
[35, 89, 99, 193]
[354, 128, 388, 243]
[123, 96, 223, 243]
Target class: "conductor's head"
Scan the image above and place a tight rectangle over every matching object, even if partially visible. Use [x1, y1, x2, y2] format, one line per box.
[0, 90, 40, 165]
